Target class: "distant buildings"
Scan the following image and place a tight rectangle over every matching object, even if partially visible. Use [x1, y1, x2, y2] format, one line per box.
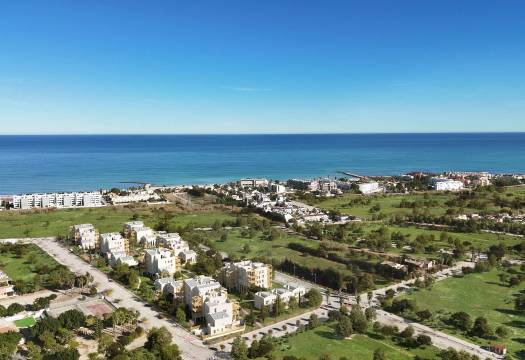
[358, 182, 384, 195]
[144, 248, 180, 276]
[431, 177, 464, 191]
[71, 223, 98, 250]
[12, 191, 103, 210]
[220, 260, 272, 292]
[253, 284, 306, 310]
[270, 183, 286, 193]
[238, 178, 269, 187]
[286, 179, 319, 191]
[0, 271, 15, 299]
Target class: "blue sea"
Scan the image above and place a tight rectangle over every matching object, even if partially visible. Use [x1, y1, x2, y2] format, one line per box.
[1, 133, 524, 194]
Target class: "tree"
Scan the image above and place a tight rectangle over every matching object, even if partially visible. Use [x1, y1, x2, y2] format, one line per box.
[350, 306, 368, 333]
[175, 307, 186, 326]
[416, 334, 432, 346]
[471, 317, 493, 339]
[58, 309, 86, 330]
[288, 296, 298, 310]
[48, 347, 80, 360]
[495, 326, 509, 338]
[336, 316, 353, 338]
[373, 348, 386, 360]
[400, 326, 415, 339]
[145, 327, 181, 360]
[515, 294, 525, 312]
[449, 312, 472, 331]
[26, 341, 43, 360]
[308, 313, 320, 329]
[0, 332, 23, 359]
[306, 288, 323, 308]
[365, 307, 377, 321]
[230, 336, 248, 360]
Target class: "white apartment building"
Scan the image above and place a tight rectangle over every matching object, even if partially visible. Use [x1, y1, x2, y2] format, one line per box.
[254, 284, 306, 310]
[108, 251, 138, 267]
[144, 248, 179, 276]
[270, 183, 286, 193]
[154, 277, 184, 295]
[71, 223, 98, 250]
[100, 232, 127, 255]
[123, 221, 145, 238]
[238, 178, 269, 188]
[12, 191, 103, 210]
[431, 178, 464, 191]
[182, 275, 241, 337]
[220, 260, 272, 292]
[358, 182, 383, 195]
[0, 271, 15, 299]
[134, 227, 157, 248]
[156, 232, 197, 264]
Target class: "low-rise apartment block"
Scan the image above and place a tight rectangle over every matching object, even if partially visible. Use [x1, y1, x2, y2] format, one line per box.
[220, 260, 272, 292]
[0, 271, 15, 299]
[134, 226, 156, 248]
[254, 284, 306, 310]
[108, 251, 138, 267]
[100, 232, 127, 255]
[156, 232, 197, 264]
[123, 220, 145, 238]
[182, 275, 242, 338]
[144, 248, 180, 276]
[431, 177, 464, 191]
[358, 182, 384, 195]
[12, 191, 103, 210]
[238, 178, 269, 188]
[71, 223, 99, 250]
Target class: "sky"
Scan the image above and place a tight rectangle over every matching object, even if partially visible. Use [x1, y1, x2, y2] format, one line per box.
[1, 0, 524, 134]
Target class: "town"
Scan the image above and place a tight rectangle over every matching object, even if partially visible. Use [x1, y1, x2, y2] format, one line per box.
[0, 171, 524, 360]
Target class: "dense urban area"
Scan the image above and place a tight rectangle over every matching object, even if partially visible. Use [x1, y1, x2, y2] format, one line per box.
[1, 171, 525, 360]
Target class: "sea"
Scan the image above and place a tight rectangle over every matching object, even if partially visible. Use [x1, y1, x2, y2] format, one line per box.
[1, 133, 524, 194]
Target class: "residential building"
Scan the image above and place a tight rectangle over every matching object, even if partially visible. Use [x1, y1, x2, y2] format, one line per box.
[431, 177, 464, 191]
[254, 284, 305, 310]
[134, 226, 156, 248]
[220, 260, 272, 292]
[238, 178, 269, 188]
[156, 232, 197, 264]
[358, 182, 383, 194]
[270, 183, 286, 193]
[123, 221, 145, 238]
[318, 179, 337, 192]
[286, 179, 319, 191]
[154, 277, 184, 296]
[12, 191, 103, 210]
[100, 233, 127, 255]
[144, 248, 180, 276]
[71, 224, 99, 250]
[0, 271, 15, 299]
[108, 251, 138, 267]
[182, 275, 242, 337]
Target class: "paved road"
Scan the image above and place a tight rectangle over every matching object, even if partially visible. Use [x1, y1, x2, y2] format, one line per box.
[20, 237, 215, 360]
[225, 263, 500, 360]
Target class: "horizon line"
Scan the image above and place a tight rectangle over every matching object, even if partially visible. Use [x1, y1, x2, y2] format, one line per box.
[1, 131, 524, 136]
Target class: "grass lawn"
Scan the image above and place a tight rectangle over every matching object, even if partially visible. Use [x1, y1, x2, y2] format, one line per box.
[399, 267, 525, 358]
[272, 323, 440, 359]
[0, 243, 62, 281]
[0, 204, 236, 238]
[14, 316, 36, 327]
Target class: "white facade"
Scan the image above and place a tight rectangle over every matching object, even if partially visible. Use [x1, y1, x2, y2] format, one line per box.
[12, 192, 102, 210]
[254, 284, 305, 310]
[154, 277, 184, 294]
[134, 227, 156, 248]
[108, 251, 138, 267]
[358, 182, 383, 194]
[156, 232, 197, 264]
[0, 271, 15, 299]
[221, 260, 272, 291]
[123, 221, 145, 237]
[144, 248, 179, 276]
[71, 223, 98, 250]
[100, 232, 126, 255]
[239, 178, 269, 187]
[431, 178, 464, 191]
[270, 183, 286, 193]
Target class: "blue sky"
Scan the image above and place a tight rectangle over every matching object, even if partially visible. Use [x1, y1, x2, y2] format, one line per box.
[1, 0, 524, 134]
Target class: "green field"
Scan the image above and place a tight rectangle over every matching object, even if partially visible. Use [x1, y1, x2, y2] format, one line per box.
[0, 243, 62, 281]
[313, 187, 525, 220]
[272, 324, 440, 359]
[399, 268, 525, 358]
[14, 316, 36, 327]
[0, 204, 236, 239]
